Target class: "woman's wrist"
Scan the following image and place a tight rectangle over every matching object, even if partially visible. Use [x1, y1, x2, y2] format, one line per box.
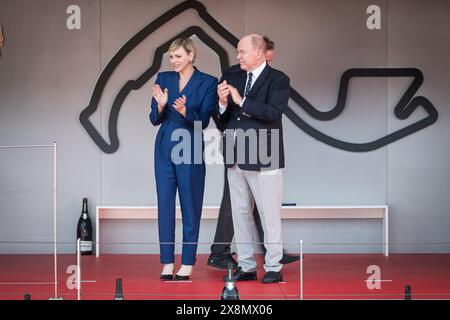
[157, 103, 165, 113]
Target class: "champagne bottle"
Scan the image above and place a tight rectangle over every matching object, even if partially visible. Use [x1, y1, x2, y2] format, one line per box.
[114, 278, 124, 300]
[221, 263, 240, 300]
[404, 285, 412, 300]
[76, 198, 93, 255]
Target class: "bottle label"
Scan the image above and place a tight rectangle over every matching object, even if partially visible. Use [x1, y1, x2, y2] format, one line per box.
[80, 241, 92, 252]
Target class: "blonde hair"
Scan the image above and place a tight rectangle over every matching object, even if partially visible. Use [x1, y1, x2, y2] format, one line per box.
[169, 37, 197, 63]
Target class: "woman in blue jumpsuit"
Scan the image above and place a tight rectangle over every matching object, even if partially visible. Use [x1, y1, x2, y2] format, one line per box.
[149, 38, 217, 281]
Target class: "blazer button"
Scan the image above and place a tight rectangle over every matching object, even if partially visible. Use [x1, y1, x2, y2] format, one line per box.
[237, 117, 241, 121]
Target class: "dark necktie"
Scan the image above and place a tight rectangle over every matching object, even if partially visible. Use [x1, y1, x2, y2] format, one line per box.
[244, 72, 253, 97]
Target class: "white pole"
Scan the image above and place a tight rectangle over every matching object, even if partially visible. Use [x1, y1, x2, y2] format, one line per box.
[384, 206, 389, 256]
[77, 238, 81, 301]
[300, 239, 303, 300]
[96, 207, 99, 258]
[53, 141, 58, 299]
[1, 143, 59, 299]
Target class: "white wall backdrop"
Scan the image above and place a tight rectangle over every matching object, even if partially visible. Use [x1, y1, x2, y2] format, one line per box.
[0, 0, 449, 254]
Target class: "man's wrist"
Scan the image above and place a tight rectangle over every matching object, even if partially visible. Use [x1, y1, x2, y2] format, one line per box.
[219, 100, 227, 114]
[239, 97, 246, 107]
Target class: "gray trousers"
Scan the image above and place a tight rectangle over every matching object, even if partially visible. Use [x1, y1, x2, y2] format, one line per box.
[227, 165, 283, 273]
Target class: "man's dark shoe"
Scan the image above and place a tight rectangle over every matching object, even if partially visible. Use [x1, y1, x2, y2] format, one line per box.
[280, 254, 301, 264]
[261, 271, 283, 284]
[223, 267, 257, 282]
[207, 253, 238, 270]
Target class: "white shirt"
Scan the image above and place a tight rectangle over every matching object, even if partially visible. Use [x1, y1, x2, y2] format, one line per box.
[219, 61, 267, 114]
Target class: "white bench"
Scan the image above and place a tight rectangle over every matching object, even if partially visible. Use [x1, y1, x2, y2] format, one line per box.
[95, 205, 389, 257]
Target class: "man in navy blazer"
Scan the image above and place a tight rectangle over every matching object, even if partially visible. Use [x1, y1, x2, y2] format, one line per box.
[214, 34, 290, 284]
[208, 36, 299, 271]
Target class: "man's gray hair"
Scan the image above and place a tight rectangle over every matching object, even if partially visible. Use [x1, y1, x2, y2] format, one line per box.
[251, 35, 267, 54]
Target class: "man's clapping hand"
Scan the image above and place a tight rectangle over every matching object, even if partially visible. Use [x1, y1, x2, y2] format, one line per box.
[217, 80, 243, 107]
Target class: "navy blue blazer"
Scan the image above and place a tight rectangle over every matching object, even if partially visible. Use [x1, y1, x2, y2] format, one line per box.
[214, 64, 290, 171]
[149, 68, 218, 130]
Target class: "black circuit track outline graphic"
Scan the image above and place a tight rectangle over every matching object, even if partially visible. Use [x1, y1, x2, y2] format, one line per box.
[79, 0, 438, 154]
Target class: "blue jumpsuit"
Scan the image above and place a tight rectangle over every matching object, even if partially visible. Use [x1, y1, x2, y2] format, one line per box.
[149, 69, 218, 265]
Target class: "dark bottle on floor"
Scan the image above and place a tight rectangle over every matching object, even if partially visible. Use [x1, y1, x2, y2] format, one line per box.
[221, 263, 240, 300]
[404, 285, 412, 300]
[76, 198, 93, 255]
[115, 278, 124, 300]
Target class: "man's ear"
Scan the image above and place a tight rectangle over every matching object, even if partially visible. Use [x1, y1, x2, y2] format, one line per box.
[256, 48, 264, 60]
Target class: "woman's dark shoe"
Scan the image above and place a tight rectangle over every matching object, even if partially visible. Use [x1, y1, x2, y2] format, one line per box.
[160, 274, 174, 281]
[160, 263, 174, 281]
[174, 274, 190, 281]
[174, 265, 192, 281]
